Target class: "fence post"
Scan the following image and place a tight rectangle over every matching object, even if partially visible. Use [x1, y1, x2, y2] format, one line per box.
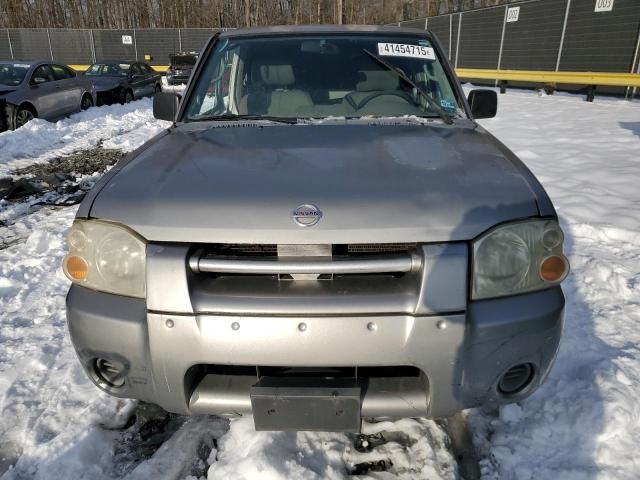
[495, 4, 509, 87]
[46, 28, 54, 60]
[133, 29, 139, 61]
[497, 5, 508, 71]
[178, 28, 183, 52]
[89, 30, 96, 63]
[627, 26, 640, 99]
[454, 13, 462, 68]
[6, 29, 13, 59]
[555, 0, 571, 72]
[448, 14, 452, 60]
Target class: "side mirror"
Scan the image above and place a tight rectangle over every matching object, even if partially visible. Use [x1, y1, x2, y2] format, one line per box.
[153, 91, 181, 121]
[467, 89, 497, 119]
[31, 77, 47, 85]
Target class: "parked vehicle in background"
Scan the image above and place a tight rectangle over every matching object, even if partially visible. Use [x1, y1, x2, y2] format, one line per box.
[166, 52, 198, 85]
[0, 61, 95, 131]
[85, 61, 162, 105]
[64, 26, 569, 433]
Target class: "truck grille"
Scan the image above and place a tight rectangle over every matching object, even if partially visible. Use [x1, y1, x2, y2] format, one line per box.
[189, 244, 422, 276]
[202, 243, 417, 257]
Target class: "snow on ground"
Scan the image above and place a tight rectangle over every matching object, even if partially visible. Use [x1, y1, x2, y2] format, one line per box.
[0, 98, 169, 176]
[0, 88, 639, 479]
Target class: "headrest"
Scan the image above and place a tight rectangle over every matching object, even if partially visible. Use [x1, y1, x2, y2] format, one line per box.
[356, 70, 399, 92]
[260, 65, 295, 87]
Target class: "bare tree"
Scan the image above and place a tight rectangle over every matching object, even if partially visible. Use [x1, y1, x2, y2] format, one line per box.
[0, 0, 515, 28]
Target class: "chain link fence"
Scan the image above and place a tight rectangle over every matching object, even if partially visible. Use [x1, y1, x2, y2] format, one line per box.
[0, 27, 226, 65]
[398, 0, 640, 94]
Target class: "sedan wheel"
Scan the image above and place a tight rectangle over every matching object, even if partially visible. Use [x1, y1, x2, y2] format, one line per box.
[124, 90, 134, 103]
[15, 108, 35, 128]
[81, 95, 94, 110]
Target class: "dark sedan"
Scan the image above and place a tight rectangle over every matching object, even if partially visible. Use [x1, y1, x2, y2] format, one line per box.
[85, 61, 162, 105]
[0, 61, 96, 131]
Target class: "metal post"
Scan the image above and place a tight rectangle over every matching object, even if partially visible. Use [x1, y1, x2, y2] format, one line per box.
[424, 17, 428, 30]
[454, 13, 462, 68]
[627, 27, 640, 99]
[6, 29, 13, 59]
[178, 28, 183, 52]
[449, 14, 452, 60]
[46, 28, 54, 60]
[555, 0, 571, 72]
[495, 5, 509, 87]
[133, 29, 138, 60]
[89, 30, 96, 63]
[497, 5, 508, 70]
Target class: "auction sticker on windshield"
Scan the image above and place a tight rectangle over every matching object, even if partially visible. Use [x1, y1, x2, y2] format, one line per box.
[377, 43, 435, 60]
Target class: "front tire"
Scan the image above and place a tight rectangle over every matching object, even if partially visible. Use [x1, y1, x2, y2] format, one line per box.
[15, 106, 36, 129]
[81, 94, 94, 110]
[123, 90, 134, 104]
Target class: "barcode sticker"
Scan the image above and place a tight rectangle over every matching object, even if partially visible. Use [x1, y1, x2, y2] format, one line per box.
[377, 43, 436, 60]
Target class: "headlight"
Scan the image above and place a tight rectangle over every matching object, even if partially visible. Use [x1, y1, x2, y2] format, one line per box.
[472, 219, 569, 300]
[63, 220, 146, 298]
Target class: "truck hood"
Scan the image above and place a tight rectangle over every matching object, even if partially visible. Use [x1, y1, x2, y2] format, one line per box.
[89, 122, 542, 244]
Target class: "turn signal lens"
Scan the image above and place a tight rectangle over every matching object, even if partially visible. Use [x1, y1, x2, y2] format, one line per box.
[540, 255, 569, 282]
[64, 255, 89, 281]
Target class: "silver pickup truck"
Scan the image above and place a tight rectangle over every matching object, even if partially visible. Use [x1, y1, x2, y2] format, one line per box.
[64, 25, 568, 432]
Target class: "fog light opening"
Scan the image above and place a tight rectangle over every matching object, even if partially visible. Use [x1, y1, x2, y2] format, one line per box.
[93, 358, 126, 389]
[498, 363, 535, 396]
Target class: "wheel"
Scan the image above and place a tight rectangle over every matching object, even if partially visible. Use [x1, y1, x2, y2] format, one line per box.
[123, 90, 134, 103]
[15, 106, 36, 128]
[81, 94, 94, 110]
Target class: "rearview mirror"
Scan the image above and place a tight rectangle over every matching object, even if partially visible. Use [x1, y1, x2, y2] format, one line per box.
[467, 89, 497, 119]
[153, 91, 181, 122]
[31, 77, 47, 85]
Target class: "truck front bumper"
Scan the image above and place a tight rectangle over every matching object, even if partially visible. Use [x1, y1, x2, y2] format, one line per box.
[66, 284, 564, 421]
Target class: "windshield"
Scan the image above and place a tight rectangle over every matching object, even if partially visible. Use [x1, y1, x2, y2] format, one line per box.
[85, 63, 130, 77]
[0, 63, 30, 86]
[184, 35, 463, 121]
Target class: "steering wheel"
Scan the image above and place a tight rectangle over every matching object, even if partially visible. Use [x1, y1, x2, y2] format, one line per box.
[344, 91, 418, 111]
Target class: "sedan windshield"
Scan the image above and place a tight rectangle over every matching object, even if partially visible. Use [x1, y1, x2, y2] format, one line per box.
[85, 63, 130, 77]
[184, 34, 463, 121]
[0, 63, 30, 86]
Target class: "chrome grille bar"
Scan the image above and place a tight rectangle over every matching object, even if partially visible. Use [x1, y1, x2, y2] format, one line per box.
[189, 252, 422, 275]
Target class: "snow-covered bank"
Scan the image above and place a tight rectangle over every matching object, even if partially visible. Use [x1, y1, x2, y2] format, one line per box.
[0, 98, 169, 176]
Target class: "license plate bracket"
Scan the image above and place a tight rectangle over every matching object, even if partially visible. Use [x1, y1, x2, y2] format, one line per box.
[250, 377, 362, 432]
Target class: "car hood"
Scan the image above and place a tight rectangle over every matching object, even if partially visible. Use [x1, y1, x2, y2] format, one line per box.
[91, 77, 125, 91]
[88, 121, 543, 244]
[0, 87, 17, 96]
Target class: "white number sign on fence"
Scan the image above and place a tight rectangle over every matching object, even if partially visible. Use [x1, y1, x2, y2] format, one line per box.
[506, 6, 520, 23]
[122, 35, 133, 45]
[594, 0, 614, 12]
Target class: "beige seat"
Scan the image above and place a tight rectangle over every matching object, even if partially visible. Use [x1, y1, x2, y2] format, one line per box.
[344, 70, 417, 115]
[239, 64, 312, 117]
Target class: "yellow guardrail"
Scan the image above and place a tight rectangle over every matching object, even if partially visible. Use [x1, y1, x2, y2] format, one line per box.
[70, 64, 170, 72]
[455, 68, 640, 88]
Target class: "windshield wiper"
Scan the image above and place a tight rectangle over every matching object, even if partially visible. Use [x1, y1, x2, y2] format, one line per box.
[192, 113, 298, 124]
[362, 48, 455, 125]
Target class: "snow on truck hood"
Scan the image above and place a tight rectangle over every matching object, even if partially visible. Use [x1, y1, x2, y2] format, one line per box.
[87, 122, 544, 244]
